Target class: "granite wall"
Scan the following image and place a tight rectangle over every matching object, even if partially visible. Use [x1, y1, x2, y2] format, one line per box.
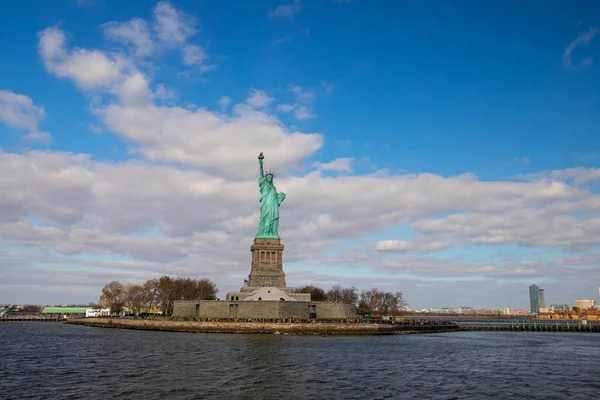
[173, 300, 357, 319]
[314, 302, 357, 319]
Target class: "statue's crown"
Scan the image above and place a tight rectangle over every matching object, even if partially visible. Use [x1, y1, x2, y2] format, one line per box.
[265, 170, 276, 178]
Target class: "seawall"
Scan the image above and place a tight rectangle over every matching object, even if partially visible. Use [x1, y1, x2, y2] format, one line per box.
[66, 318, 460, 336]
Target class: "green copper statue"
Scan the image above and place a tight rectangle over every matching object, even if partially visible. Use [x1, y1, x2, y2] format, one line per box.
[256, 152, 286, 238]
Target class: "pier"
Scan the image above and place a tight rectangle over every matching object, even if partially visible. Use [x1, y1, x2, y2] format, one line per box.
[457, 319, 600, 332]
[0, 315, 65, 322]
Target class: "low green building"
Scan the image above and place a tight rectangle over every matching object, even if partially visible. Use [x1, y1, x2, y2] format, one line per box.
[41, 307, 91, 317]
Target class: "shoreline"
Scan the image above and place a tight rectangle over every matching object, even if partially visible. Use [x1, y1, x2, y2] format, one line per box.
[66, 318, 461, 336]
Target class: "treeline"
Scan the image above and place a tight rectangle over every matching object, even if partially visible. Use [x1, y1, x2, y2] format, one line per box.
[99, 276, 218, 316]
[295, 285, 407, 315]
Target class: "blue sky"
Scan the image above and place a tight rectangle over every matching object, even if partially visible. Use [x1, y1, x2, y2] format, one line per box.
[1, 0, 599, 309]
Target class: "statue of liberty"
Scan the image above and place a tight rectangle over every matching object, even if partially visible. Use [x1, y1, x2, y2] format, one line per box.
[256, 152, 286, 238]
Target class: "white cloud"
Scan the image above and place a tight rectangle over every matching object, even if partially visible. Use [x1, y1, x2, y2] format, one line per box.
[289, 84, 315, 103]
[199, 64, 217, 73]
[38, 26, 130, 90]
[96, 97, 322, 178]
[376, 239, 453, 253]
[153, 1, 196, 46]
[103, 18, 154, 56]
[88, 124, 103, 135]
[36, 24, 322, 179]
[515, 167, 600, 186]
[99, 2, 213, 74]
[23, 132, 52, 144]
[155, 84, 176, 100]
[563, 27, 599, 70]
[268, 0, 302, 20]
[246, 89, 274, 109]
[114, 72, 153, 105]
[218, 96, 231, 110]
[182, 44, 207, 65]
[2, 148, 600, 304]
[313, 158, 353, 173]
[274, 85, 316, 120]
[276, 104, 295, 112]
[293, 106, 313, 120]
[0, 90, 45, 132]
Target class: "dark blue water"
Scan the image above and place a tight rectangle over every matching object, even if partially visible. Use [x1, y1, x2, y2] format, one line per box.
[1, 323, 599, 399]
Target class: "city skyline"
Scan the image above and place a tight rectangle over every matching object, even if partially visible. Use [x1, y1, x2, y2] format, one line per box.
[1, 1, 600, 308]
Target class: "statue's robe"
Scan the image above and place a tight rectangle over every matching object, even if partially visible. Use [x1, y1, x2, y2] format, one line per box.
[257, 175, 285, 237]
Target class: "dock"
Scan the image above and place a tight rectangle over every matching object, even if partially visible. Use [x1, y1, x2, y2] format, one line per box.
[0, 315, 65, 322]
[457, 319, 600, 332]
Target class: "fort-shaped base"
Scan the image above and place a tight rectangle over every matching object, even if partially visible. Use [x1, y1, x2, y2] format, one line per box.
[226, 287, 311, 302]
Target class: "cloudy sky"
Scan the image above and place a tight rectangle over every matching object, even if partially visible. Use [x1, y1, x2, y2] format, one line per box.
[1, 0, 599, 308]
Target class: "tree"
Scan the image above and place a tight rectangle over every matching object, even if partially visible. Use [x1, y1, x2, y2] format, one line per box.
[193, 278, 219, 300]
[326, 285, 358, 304]
[172, 277, 218, 301]
[143, 279, 160, 313]
[22, 305, 41, 313]
[123, 284, 147, 315]
[99, 276, 219, 316]
[572, 306, 581, 313]
[358, 288, 406, 316]
[99, 281, 125, 315]
[154, 276, 219, 316]
[156, 276, 177, 316]
[295, 285, 327, 301]
[358, 288, 380, 315]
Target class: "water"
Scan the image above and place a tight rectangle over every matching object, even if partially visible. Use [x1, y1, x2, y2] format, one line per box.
[1, 323, 599, 399]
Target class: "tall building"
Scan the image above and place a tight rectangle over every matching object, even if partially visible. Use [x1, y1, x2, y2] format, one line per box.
[539, 288, 545, 309]
[529, 284, 540, 314]
[575, 299, 596, 310]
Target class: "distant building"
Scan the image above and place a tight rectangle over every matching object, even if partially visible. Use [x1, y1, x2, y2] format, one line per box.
[551, 304, 571, 313]
[85, 309, 110, 317]
[575, 300, 597, 310]
[539, 288, 545, 309]
[41, 307, 91, 318]
[529, 284, 541, 314]
[510, 309, 529, 316]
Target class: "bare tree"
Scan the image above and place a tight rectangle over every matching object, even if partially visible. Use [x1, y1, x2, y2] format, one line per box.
[358, 288, 406, 316]
[143, 279, 160, 313]
[153, 276, 219, 316]
[295, 285, 327, 301]
[326, 285, 359, 304]
[100, 276, 219, 316]
[194, 278, 219, 300]
[22, 305, 42, 313]
[99, 281, 125, 315]
[123, 284, 147, 315]
[157, 276, 177, 316]
[358, 288, 380, 315]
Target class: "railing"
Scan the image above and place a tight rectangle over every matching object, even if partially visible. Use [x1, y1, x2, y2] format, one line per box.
[457, 320, 600, 332]
[0, 315, 65, 322]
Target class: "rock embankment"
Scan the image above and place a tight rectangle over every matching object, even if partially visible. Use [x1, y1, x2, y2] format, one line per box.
[66, 318, 460, 336]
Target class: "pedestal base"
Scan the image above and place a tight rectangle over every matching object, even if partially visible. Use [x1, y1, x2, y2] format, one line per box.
[247, 238, 286, 288]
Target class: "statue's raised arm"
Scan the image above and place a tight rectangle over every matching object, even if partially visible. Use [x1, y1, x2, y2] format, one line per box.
[258, 152, 264, 178]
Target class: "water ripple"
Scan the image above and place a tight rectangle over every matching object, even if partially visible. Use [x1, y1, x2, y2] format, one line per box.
[1, 323, 599, 399]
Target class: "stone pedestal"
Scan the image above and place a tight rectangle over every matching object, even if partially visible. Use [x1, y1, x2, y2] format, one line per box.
[247, 237, 286, 288]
